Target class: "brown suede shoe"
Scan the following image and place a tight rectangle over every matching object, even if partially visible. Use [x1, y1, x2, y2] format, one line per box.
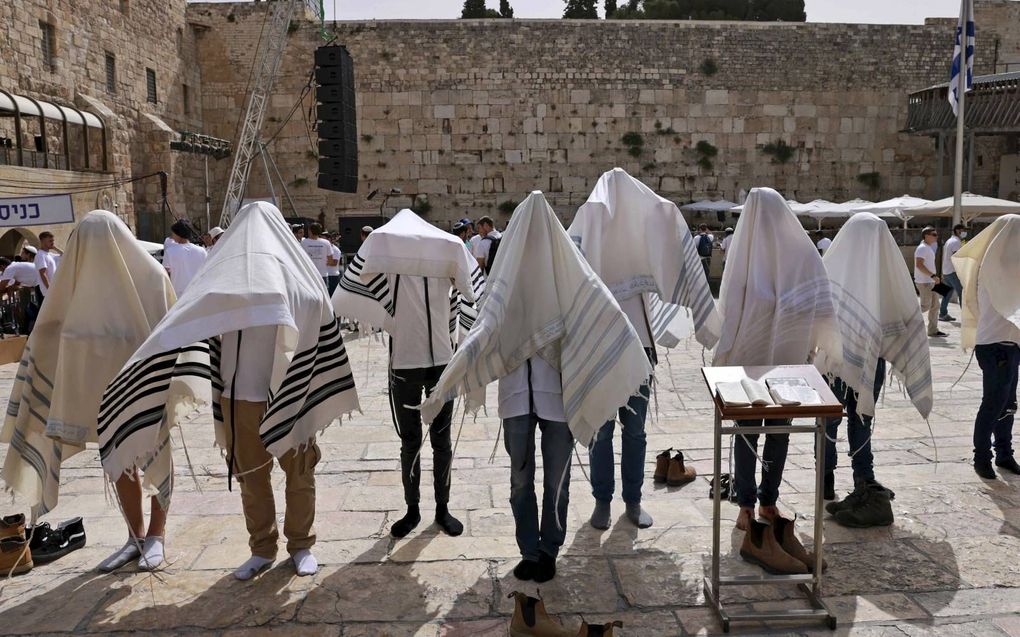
[666, 451, 697, 486]
[577, 620, 623, 636]
[1, 513, 26, 541]
[0, 537, 33, 576]
[739, 520, 808, 575]
[653, 448, 673, 483]
[773, 515, 827, 573]
[508, 592, 574, 637]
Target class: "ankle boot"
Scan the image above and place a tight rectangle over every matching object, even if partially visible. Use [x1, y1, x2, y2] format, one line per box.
[0, 513, 26, 541]
[0, 537, 33, 576]
[833, 482, 894, 528]
[666, 451, 697, 486]
[577, 620, 623, 636]
[507, 591, 574, 637]
[772, 515, 826, 573]
[739, 520, 807, 575]
[653, 448, 672, 483]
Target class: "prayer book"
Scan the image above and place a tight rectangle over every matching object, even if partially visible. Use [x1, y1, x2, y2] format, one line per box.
[715, 377, 821, 407]
[765, 377, 822, 406]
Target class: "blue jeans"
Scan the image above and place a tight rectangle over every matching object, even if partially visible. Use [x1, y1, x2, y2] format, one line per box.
[734, 419, 791, 508]
[974, 343, 1019, 464]
[503, 415, 573, 560]
[939, 271, 963, 316]
[589, 381, 649, 504]
[825, 359, 886, 483]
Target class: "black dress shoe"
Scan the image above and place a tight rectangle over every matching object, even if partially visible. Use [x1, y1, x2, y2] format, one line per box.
[974, 462, 996, 480]
[995, 457, 1020, 475]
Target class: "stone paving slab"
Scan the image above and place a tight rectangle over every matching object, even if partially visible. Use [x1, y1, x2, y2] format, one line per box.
[1, 327, 1019, 636]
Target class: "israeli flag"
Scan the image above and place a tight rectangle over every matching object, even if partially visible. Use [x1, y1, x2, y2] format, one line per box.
[949, 0, 975, 116]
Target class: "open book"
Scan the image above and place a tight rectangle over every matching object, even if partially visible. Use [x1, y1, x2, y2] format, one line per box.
[716, 377, 821, 408]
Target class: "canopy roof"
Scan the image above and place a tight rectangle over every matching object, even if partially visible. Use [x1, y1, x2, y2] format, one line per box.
[680, 199, 738, 212]
[902, 193, 1020, 224]
[0, 90, 103, 128]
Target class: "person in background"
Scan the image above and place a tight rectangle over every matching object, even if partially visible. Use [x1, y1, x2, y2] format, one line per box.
[452, 221, 471, 247]
[323, 231, 342, 296]
[292, 224, 305, 242]
[301, 223, 334, 287]
[35, 232, 61, 300]
[939, 224, 967, 322]
[720, 227, 734, 263]
[163, 220, 207, 296]
[914, 226, 946, 338]
[0, 250, 43, 333]
[359, 225, 373, 244]
[696, 224, 715, 277]
[473, 216, 502, 271]
[814, 230, 831, 254]
[208, 226, 225, 247]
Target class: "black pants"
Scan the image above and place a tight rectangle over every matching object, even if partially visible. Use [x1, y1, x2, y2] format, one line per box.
[390, 365, 455, 506]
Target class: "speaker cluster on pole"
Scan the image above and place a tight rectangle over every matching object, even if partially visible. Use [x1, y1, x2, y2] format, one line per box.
[315, 45, 358, 193]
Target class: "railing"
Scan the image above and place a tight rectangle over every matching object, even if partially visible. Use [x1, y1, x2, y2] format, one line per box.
[905, 71, 1020, 135]
[0, 289, 39, 336]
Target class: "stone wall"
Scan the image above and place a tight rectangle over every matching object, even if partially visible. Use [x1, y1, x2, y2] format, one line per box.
[189, 1, 1019, 230]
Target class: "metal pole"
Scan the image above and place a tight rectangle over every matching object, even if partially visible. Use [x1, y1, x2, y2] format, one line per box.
[259, 145, 277, 204]
[952, 0, 970, 227]
[936, 133, 945, 198]
[712, 408, 722, 595]
[966, 132, 975, 194]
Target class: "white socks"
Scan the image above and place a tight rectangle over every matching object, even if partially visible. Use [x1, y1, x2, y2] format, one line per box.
[292, 549, 318, 576]
[234, 555, 274, 581]
[138, 536, 165, 571]
[97, 540, 142, 573]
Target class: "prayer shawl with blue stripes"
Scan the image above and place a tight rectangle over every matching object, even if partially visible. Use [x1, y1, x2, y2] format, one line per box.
[96, 202, 359, 509]
[817, 213, 932, 419]
[1, 211, 176, 518]
[568, 168, 721, 350]
[421, 191, 652, 445]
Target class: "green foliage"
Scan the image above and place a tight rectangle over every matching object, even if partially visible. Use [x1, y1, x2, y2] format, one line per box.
[500, 0, 515, 17]
[605, 0, 618, 17]
[699, 58, 718, 76]
[606, 0, 805, 21]
[290, 177, 309, 187]
[360, 134, 374, 143]
[305, 150, 318, 160]
[621, 132, 645, 147]
[287, 21, 299, 34]
[694, 140, 718, 171]
[411, 196, 432, 215]
[697, 156, 714, 171]
[563, 0, 599, 18]
[461, 0, 502, 18]
[762, 138, 795, 164]
[498, 199, 519, 214]
[857, 171, 881, 190]
[654, 121, 677, 135]
[627, 146, 644, 157]
[642, 162, 657, 171]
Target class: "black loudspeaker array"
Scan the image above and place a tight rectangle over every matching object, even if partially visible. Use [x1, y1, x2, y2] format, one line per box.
[315, 45, 358, 193]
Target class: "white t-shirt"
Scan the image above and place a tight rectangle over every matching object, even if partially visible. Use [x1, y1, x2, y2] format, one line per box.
[301, 237, 332, 277]
[326, 245, 342, 276]
[220, 325, 278, 402]
[472, 230, 502, 265]
[816, 238, 832, 253]
[942, 235, 963, 275]
[163, 240, 208, 295]
[34, 250, 58, 297]
[389, 275, 455, 370]
[976, 284, 1020, 346]
[1, 262, 41, 288]
[468, 234, 482, 254]
[913, 242, 937, 284]
[720, 234, 733, 259]
[498, 356, 566, 422]
[620, 295, 653, 348]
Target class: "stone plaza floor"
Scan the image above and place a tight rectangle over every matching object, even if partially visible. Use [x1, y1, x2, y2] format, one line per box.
[1, 323, 1019, 636]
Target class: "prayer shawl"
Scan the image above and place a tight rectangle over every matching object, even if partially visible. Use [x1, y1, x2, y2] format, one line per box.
[420, 191, 652, 445]
[97, 202, 359, 509]
[332, 208, 484, 338]
[1, 211, 175, 518]
[818, 213, 932, 418]
[568, 168, 721, 349]
[952, 214, 1020, 350]
[714, 187, 841, 367]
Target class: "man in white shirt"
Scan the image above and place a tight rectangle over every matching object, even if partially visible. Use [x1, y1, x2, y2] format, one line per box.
[0, 251, 43, 332]
[914, 227, 945, 338]
[33, 235, 59, 300]
[473, 216, 502, 272]
[162, 220, 208, 295]
[323, 232, 342, 295]
[814, 231, 832, 254]
[719, 227, 734, 263]
[695, 224, 715, 277]
[939, 224, 967, 321]
[300, 223, 334, 285]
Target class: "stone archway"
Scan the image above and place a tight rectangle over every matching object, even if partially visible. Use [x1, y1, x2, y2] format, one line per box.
[0, 227, 39, 259]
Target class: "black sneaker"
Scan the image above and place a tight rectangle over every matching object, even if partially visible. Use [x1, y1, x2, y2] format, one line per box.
[833, 482, 894, 528]
[939, 314, 956, 322]
[995, 457, 1020, 475]
[930, 331, 949, 338]
[31, 517, 86, 565]
[826, 479, 893, 516]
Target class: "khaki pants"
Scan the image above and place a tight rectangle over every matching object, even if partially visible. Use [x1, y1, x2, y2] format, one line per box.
[221, 398, 320, 559]
[917, 283, 940, 336]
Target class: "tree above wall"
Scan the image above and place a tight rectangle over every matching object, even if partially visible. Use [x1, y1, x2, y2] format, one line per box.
[461, 0, 504, 18]
[610, 0, 806, 21]
[564, 0, 599, 18]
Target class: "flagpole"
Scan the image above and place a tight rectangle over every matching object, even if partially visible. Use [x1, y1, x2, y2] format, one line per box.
[952, 0, 969, 227]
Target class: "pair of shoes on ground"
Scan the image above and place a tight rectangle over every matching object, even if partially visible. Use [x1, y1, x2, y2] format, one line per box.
[507, 591, 622, 637]
[739, 514, 826, 575]
[233, 548, 319, 581]
[653, 448, 697, 487]
[512, 552, 557, 583]
[390, 504, 464, 538]
[1, 515, 88, 576]
[975, 456, 1020, 480]
[96, 536, 165, 573]
[826, 479, 895, 528]
[589, 500, 652, 530]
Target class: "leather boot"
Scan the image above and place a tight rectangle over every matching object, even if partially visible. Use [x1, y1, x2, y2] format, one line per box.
[666, 451, 697, 486]
[577, 620, 623, 636]
[739, 520, 807, 575]
[0, 537, 33, 576]
[507, 592, 574, 637]
[0, 513, 26, 541]
[773, 515, 827, 573]
[653, 448, 672, 483]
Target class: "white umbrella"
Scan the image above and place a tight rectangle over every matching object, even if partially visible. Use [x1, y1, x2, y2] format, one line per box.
[901, 192, 1020, 224]
[853, 195, 932, 230]
[680, 199, 738, 213]
[804, 199, 874, 228]
[729, 198, 800, 213]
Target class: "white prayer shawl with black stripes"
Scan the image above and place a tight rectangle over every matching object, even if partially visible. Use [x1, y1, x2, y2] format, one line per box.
[97, 202, 359, 509]
[714, 187, 841, 368]
[952, 214, 1020, 351]
[1, 211, 175, 518]
[568, 168, 721, 350]
[817, 213, 932, 419]
[421, 191, 652, 446]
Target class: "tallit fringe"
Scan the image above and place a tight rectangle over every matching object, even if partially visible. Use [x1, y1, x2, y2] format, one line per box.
[949, 349, 977, 396]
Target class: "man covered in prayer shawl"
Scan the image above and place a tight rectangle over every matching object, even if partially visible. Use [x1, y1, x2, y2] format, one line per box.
[332, 209, 484, 539]
[568, 168, 721, 530]
[2, 211, 176, 573]
[816, 212, 932, 528]
[420, 191, 651, 553]
[97, 202, 359, 580]
[715, 188, 840, 574]
[951, 214, 1020, 479]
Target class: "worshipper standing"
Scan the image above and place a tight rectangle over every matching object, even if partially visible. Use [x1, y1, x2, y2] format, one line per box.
[720, 227, 734, 263]
[420, 191, 650, 573]
[97, 202, 359, 580]
[2, 211, 176, 572]
[452, 221, 471, 247]
[914, 227, 947, 338]
[814, 230, 832, 254]
[0, 248, 44, 333]
[473, 216, 502, 272]
[333, 209, 484, 539]
[292, 224, 305, 241]
[951, 214, 1020, 479]
[939, 224, 968, 322]
[209, 226, 225, 247]
[695, 224, 715, 277]
[35, 231, 62, 296]
[301, 222, 334, 287]
[163, 219, 208, 295]
[569, 168, 721, 530]
[715, 187, 840, 574]
[324, 232, 343, 296]
[817, 213, 932, 527]
[360, 225, 373, 243]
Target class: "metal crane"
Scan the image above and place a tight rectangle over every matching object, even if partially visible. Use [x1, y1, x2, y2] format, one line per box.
[218, 0, 322, 227]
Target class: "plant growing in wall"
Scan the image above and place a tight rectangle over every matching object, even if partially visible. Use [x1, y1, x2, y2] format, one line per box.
[622, 131, 644, 157]
[857, 171, 881, 194]
[290, 177, 309, 188]
[498, 199, 519, 214]
[411, 196, 432, 215]
[694, 140, 718, 171]
[699, 58, 718, 76]
[762, 139, 795, 164]
[361, 134, 374, 143]
[653, 120, 677, 135]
